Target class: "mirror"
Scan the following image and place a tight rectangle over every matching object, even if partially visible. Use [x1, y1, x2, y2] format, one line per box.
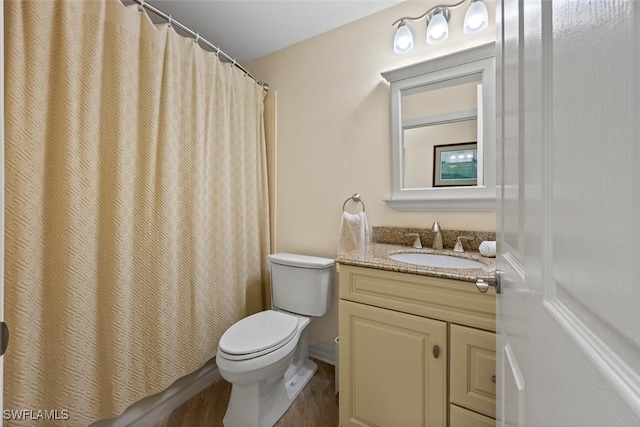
[382, 43, 495, 211]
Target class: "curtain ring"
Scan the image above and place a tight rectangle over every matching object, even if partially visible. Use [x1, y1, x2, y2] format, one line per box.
[215, 46, 221, 56]
[232, 59, 236, 68]
[167, 15, 173, 28]
[194, 33, 200, 44]
[138, 0, 145, 12]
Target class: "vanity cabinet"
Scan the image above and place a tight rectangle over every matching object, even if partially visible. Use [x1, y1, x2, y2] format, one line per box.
[338, 264, 496, 427]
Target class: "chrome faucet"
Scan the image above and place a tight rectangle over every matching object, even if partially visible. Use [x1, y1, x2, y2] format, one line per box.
[431, 221, 443, 250]
[405, 233, 422, 249]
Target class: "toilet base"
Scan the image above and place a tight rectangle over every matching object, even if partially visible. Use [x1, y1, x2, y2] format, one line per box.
[223, 359, 318, 427]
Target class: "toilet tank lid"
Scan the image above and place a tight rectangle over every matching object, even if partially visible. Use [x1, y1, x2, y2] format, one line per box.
[268, 253, 335, 269]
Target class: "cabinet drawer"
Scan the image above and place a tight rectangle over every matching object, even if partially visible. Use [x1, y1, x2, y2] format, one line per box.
[339, 264, 495, 331]
[450, 324, 496, 418]
[450, 404, 496, 427]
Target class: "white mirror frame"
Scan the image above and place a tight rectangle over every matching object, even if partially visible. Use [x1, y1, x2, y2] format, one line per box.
[382, 43, 496, 211]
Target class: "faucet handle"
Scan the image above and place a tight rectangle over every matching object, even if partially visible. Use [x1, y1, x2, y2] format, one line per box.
[405, 233, 422, 249]
[453, 235, 474, 253]
[431, 221, 441, 233]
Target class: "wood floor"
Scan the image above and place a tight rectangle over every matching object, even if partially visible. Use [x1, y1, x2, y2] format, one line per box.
[152, 360, 339, 427]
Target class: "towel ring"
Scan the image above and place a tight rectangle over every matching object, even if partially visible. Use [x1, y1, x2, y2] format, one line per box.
[342, 194, 365, 213]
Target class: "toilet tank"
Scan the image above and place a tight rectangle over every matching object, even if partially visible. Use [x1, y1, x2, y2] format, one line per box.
[268, 253, 334, 316]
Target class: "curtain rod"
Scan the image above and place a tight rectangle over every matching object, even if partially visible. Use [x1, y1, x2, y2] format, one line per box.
[130, 0, 269, 91]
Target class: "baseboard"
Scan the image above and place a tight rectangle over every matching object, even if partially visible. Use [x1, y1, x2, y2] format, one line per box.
[91, 357, 221, 427]
[309, 340, 336, 366]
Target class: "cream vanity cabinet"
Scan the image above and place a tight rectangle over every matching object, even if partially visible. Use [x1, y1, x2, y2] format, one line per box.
[338, 264, 496, 427]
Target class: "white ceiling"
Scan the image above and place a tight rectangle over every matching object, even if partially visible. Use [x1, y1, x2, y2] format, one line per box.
[134, 0, 404, 64]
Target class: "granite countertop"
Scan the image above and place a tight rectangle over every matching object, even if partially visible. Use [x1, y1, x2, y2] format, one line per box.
[336, 243, 496, 282]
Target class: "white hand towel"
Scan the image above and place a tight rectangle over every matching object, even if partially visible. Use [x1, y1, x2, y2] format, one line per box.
[337, 211, 370, 255]
[479, 241, 496, 258]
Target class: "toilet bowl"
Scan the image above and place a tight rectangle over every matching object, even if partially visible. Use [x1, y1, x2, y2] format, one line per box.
[216, 310, 316, 427]
[216, 253, 334, 427]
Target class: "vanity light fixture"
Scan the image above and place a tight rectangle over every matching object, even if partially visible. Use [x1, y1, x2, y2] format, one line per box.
[426, 8, 450, 44]
[392, 0, 489, 54]
[463, 0, 489, 34]
[393, 21, 414, 54]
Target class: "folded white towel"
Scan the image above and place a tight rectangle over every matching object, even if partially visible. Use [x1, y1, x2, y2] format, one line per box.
[337, 211, 370, 255]
[479, 241, 496, 258]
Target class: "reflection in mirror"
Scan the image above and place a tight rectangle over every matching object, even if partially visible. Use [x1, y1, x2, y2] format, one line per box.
[404, 120, 478, 188]
[382, 43, 495, 211]
[402, 79, 480, 189]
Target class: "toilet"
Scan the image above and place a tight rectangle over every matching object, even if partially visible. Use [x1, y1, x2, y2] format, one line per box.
[216, 253, 334, 427]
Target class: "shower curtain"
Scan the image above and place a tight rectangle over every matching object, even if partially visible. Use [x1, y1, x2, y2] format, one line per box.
[4, 0, 270, 424]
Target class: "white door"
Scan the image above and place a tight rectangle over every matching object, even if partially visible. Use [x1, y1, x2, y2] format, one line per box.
[496, 0, 640, 425]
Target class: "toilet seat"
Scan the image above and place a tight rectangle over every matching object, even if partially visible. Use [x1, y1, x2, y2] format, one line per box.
[218, 310, 299, 361]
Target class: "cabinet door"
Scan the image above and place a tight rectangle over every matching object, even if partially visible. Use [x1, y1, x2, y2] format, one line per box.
[339, 300, 447, 427]
[450, 324, 496, 418]
[450, 404, 496, 427]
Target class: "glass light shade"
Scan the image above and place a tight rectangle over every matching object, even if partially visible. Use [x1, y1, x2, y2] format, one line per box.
[393, 23, 414, 54]
[463, 0, 489, 34]
[426, 12, 449, 44]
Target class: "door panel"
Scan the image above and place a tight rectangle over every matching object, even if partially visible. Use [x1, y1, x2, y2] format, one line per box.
[496, 0, 527, 424]
[501, 0, 524, 258]
[497, 0, 640, 425]
[548, 0, 640, 346]
[544, 0, 640, 417]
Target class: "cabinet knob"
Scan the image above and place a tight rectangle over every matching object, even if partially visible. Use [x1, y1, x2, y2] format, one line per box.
[433, 345, 440, 359]
[491, 374, 496, 383]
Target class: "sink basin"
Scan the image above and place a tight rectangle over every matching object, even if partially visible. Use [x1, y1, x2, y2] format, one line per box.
[389, 253, 486, 269]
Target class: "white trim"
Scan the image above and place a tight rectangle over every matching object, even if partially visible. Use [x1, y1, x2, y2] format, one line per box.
[91, 358, 221, 427]
[381, 43, 496, 82]
[309, 340, 336, 366]
[544, 299, 640, 419]
[384, 194, 495, 211]
[502, 250, 524, 281]
[503, 341, 526, 427]
[382, 43, 496, 212]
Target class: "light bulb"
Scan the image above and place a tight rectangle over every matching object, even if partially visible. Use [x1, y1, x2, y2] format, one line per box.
[464, 0, 489, 35]
[393, 23, 414, 54]
[430, 24, 445, 40]
[427, 11, 449, 45]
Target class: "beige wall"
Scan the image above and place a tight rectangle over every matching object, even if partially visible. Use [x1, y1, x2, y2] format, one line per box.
[248, 0, 496, 345]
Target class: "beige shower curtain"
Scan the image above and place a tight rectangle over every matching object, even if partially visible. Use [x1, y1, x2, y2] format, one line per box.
[4, 0, 270, 424]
